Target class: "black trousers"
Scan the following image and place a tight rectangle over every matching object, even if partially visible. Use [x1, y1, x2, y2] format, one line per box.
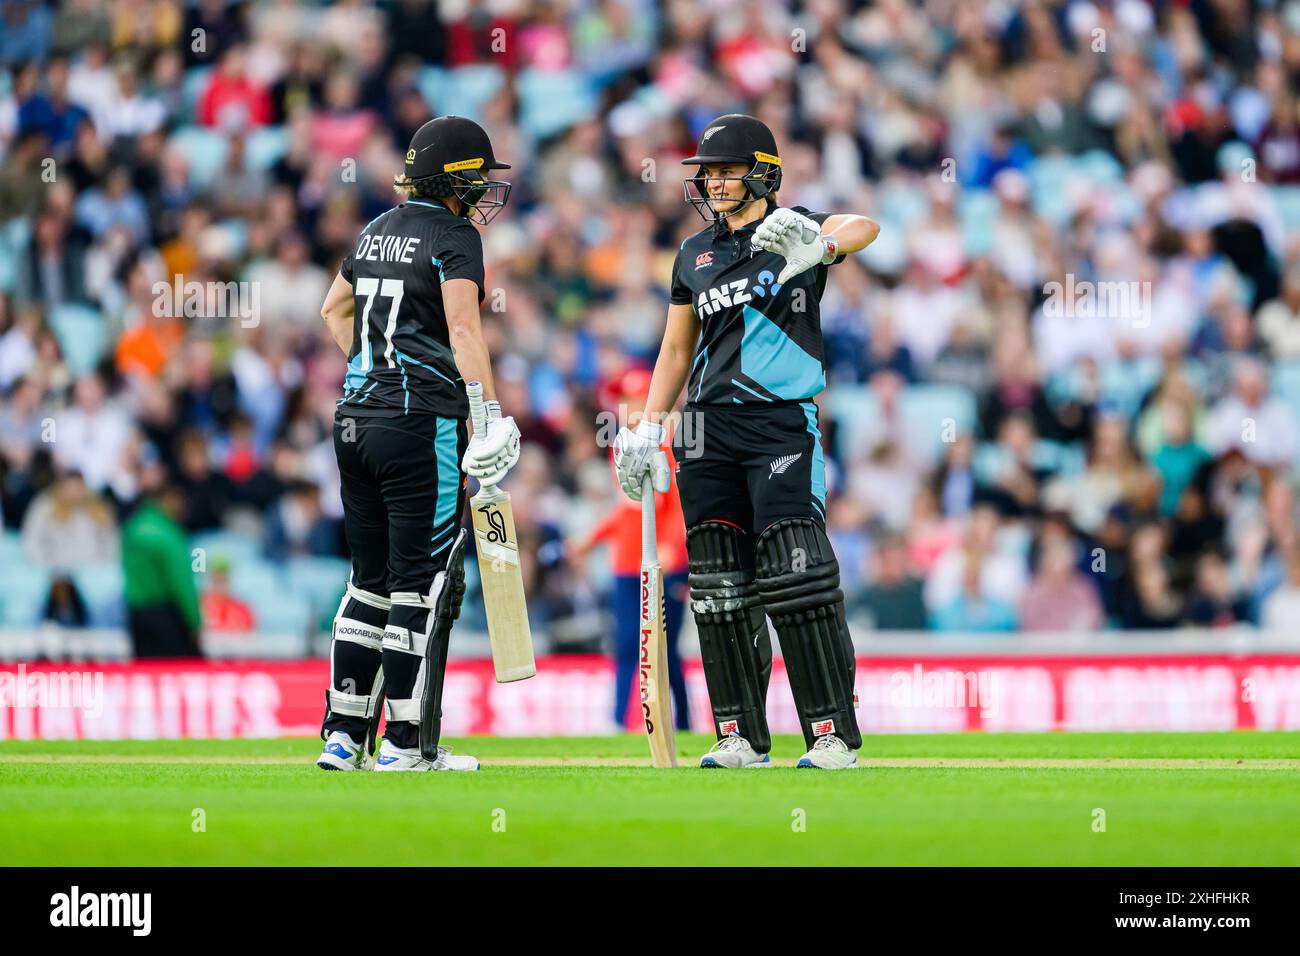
[675, 401, 827, 535]
[129, 606, 201, 658]
[333, 412, 469, 595]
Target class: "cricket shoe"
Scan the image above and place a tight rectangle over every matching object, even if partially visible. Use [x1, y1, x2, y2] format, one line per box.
[796, 734, 857, 770]
[372, 738, 481, 772]
[699, 734, 771, 769]
[316, 732, 370, 771]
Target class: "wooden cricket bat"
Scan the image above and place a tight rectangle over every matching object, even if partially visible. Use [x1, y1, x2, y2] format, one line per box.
[639, 474, 677, 767]
[467, 381, 536, 683]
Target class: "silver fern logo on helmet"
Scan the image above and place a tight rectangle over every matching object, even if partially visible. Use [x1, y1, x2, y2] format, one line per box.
[700, 126, 725, 141]
[769, 453, 802, 477]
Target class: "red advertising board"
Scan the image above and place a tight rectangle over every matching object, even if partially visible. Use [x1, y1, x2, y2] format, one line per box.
[2, 655, 1299, 740]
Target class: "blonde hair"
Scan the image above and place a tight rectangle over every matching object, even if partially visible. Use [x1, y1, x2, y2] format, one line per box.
[392, 174, 419, 199]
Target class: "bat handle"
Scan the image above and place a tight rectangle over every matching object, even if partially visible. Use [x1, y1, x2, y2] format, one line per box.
[467, 380, 487, 436]
[466, 380, 497, 494]
[641, 474, 657, 564]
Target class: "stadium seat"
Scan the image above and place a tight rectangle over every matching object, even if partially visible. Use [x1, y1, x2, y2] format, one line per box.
[245, 126, 288, 171]
[228, 558, 286, 606]
[418, 65, 504, 123]
[875, 179, 929, 231]
[958, 189, 999, 257]
[179, 66, 214, 125]
[1077, 149, 1125, 185]
[825, 383, 977, 464]
[1028, 154, 1075, 224]
[1273, 186, 1300, 232]
[0, 531, 23, 567]
[1099, 356, 1162, 421]
[169, 126, 228, 188]
[49, 304, 106, 376]
[284, 556, 349, 614]
[251, 593, 313, 636]
[192, 529, 262, 565]
[1270, 361, 1300, 447]
[71, 563, 126, 628]
[517, 69, 598, 140]
[0, 217, 32, 293]
[1, 565, 50, 627]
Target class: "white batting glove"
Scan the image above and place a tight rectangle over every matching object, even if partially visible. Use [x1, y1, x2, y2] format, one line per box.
[462, 401, 521, 488]
[613, 420, 671, 502]
[753, 208, 840, 285]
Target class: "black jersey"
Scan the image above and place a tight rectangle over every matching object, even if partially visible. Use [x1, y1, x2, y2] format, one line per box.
[669, 206, 840, 406]
[336, 199, 484, 419]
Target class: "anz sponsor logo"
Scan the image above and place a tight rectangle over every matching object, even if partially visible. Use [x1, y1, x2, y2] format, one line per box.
[695, 278, 751, 316]
[694, 272, 782, 317]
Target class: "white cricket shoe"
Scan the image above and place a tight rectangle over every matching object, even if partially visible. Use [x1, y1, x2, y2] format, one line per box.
[317, 732, 369, 771]
[796, 734, 857, 770]
[372, 738, 481, 772]
[699, 734, 771, 769]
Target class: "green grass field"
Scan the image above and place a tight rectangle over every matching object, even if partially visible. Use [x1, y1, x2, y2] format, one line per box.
[3, 732, 1299, 866]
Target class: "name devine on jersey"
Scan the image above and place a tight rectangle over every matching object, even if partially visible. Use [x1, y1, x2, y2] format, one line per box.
[355, 233, 422, 264]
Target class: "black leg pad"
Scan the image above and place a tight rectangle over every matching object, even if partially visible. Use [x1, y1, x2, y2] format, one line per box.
[755, 518, 861, 750]
[687, 521, 773, 753]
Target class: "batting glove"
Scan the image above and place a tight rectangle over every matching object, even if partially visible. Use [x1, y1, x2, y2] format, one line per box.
[613, 420, 671, 502]
[463, 401, 521, 488]
[753, 208, 839, 285]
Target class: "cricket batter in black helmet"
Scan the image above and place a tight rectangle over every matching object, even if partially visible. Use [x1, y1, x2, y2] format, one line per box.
[614, 113, 881, 769]
[315, 115, 520, 772]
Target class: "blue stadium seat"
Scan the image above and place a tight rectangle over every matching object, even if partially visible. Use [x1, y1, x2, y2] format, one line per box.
[418, 65, 504, 123]
[250, 593, 313, 635]
[179, 66, 214, 124]
[0, 217, 32, 293]
[1077, 149, 1124, 185]
[1028, 154, 1075, 224]
[1270, 361, 1300, 441]
[245, 126, 288, 171]
[857, 217, 908, 274]
[1099, 356, 1162, 420]
[0, 530, 23, 567]
[517, 68, 597, 140]
[959, 189, 999, 257]
[169, 126, 228, 188]
[875, 179, 929, 231]
[192, 529, 262, 565]
[1275, 186, 1300, 232]
[285, 556, 349, 614]
[71, 563, 126, 628]
[49, 304, 105, 376]
[1, 565, 50, 627]
[825, 383, 976, 463]
[228, 558, 286, 602]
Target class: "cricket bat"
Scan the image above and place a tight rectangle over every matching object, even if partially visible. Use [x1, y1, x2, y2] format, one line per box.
[467, 381, 536, 683]
[639, 474, 677, 767]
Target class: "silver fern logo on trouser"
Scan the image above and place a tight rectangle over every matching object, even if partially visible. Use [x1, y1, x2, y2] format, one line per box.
[768, 452, 802, 477]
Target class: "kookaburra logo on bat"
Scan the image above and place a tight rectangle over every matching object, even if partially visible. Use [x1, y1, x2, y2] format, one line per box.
[478, 503, 508, 543]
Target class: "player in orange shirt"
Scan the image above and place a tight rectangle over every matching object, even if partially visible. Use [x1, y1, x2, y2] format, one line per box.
[573, 369, 690, 731]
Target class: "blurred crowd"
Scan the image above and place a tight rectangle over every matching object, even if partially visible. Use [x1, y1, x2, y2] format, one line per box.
[2, 0, 1300, 643]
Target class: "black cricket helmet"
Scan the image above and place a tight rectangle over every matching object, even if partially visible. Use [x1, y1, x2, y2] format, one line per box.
[401, 115, 512, 225]
[681, 113, 783, 221]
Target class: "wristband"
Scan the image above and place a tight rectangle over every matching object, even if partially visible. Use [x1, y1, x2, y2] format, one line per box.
[820, 235, 839, 264]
